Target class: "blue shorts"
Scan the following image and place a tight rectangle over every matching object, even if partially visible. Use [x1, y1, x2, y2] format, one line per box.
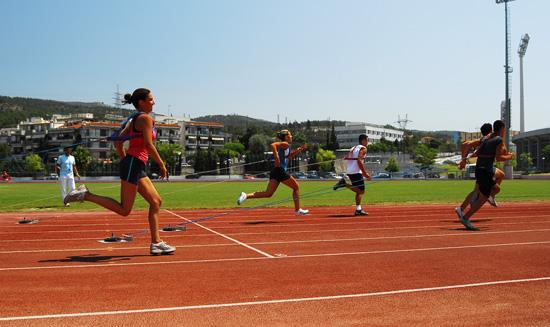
[120, 155, 147, 185]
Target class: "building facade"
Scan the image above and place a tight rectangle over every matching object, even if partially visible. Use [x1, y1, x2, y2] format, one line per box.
[335, 122, 404, 148]
[512, 128, 550, 171]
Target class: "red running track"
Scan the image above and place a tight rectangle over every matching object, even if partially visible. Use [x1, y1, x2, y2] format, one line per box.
[0, 202, 549, 326]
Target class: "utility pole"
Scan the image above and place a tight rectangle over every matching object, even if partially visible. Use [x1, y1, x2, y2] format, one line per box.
[496, 0, 516, 179]
[518, 34, 530, 133]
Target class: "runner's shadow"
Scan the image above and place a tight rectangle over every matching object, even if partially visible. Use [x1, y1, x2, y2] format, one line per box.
[441, 218, 492, 223]
[39, 254, 151, 263]
[241, 220, 304, 225]
[325, 214, 356, 218]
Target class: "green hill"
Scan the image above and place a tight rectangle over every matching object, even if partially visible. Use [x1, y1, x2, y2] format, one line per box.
[0, 95, 132, 128]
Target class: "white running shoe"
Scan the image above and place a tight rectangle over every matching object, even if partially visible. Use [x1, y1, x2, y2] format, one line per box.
[295, 208, 309, 216]
[487, 196, 498, 207]
[237, 192, 247, 205]
[150, 241, 176, 255]
[63, 184, 89, 204]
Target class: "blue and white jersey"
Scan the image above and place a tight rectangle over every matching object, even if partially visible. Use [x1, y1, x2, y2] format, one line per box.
[57, 154, 76, 177]
[278, 146, 291, 171]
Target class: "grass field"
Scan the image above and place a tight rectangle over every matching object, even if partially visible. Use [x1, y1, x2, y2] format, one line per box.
[2, 179, 549, 212]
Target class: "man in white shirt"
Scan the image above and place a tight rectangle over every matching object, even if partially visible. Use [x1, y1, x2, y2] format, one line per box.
[333, 134, 371, 216]
[56, 147, 80, 207]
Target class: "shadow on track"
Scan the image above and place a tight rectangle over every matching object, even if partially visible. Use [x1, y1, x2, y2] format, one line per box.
[39, 253, 151, 263]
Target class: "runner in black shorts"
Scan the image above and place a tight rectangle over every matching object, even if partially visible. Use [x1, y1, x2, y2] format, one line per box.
[236, 130, 310, 215]
[333, 134, 371, 216]
[455, 120, 514, 230]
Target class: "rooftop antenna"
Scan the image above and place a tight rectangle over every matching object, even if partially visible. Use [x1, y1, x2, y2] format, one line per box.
[113, 84, 124, 116]
[396, 114, 412, 131]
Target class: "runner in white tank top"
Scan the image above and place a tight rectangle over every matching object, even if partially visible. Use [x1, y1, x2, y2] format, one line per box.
[333, 134, 371, 216]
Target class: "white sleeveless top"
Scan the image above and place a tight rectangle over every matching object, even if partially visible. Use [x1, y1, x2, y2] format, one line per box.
[346, 145, 366, 174]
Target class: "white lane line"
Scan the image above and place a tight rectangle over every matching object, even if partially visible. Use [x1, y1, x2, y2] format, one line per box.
[4, 218, 550, 237]
[1, 240, 549, 272]
[2, 228, 550, 254]
[163, 209, 274, 258]
[3, 212, 550, 228]
[1, 276, 549, 321]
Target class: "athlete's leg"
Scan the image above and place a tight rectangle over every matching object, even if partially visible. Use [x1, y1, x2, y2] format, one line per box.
[247, 179, 280, 199]
[59, 176, 68, 201]
[281, 177, 301, 211]
[84, 180, 138, 216]
[137, 177, 162, 243]
[68, 176, 76, 193]
[461, 184, 479, 211]
[464, 193, 488, 220]
[490, 168, 505, 197]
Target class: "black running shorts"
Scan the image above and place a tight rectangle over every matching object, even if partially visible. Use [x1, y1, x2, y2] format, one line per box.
[270, 167, 291, 182]
[347, 173, 365, 191]
[475, 168, 495, 198]
[120, 155, 147, 185]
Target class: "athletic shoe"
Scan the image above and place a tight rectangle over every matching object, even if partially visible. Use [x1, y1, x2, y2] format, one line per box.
[63, 184, 89, 204]
[488, 196, 498, 207]
[333, 179, 347, 191]
[295, 208, 309, 216]
[64, 203, 70, 207]
[458, 210, 478, 231]
[454, 207, 464, 220]
[150, 241, 176, 255]
[237, 192, 247, 205]
[354, 210, 369, 216]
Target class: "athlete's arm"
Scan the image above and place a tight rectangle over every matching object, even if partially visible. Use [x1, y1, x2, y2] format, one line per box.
[357, 148, 370, 180]
[495, 142, 514, 162]
[73, 162, 81, 179]
[137, 115, 168, 179]
[288, 143, 307, 160]
[459, 139, 479, 169]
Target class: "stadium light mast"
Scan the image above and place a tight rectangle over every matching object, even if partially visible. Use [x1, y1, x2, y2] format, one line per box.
[496, 0, 516, 179]
[518, 34, 530, 133]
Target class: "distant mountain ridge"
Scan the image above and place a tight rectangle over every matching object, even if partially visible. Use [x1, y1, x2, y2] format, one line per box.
[192, 114, 278, 129]
[0, 95, 132, 128]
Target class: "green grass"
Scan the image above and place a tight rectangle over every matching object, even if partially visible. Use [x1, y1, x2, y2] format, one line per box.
[2, 179, 550, 212]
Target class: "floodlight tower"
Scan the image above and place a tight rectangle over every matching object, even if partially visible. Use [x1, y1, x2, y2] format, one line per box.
[518, 34, 530, 133]
[496, 0, 516, 179]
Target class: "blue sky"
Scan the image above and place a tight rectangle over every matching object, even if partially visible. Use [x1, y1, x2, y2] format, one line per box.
[1, 0, 548, 131]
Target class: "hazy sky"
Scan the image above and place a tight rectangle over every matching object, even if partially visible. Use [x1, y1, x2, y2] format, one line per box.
[1, 0, 549, 131]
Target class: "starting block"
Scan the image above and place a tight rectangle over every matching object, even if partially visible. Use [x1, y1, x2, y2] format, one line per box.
[18, 217, 39, 225]
[161, 225, 186, 232]
[97, 233, 133, 243]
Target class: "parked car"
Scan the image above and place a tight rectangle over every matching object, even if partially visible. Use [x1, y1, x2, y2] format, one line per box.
[46, 173, 59, 180]
[306, 171, 320, 179]
[373, 172, 391, 179]
[291, 172, 307, 179]
[319, 171, 339, 179]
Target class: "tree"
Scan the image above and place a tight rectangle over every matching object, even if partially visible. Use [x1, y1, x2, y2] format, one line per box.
[25, 154, 44, 176]
[248, 134, 270, 154]
[156, 143, 183, 176]
[223, 142, 245, 154]
[385, 157, 400, 174]
[293, 131, 307, 145]
[519, 152, 533, 170]
[315, 148, 336, 172]
[414, 144, 437, 168]
[72, 146, 92, 174]
[0, 143, 11, 159]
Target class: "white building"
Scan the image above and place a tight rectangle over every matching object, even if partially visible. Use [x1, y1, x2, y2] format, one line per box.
[335, 122, 404, 148]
